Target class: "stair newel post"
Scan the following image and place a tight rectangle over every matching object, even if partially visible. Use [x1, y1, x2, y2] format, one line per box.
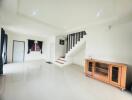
[75, 33, 77, 44]
[71, 34, 73, 49]
[78, 32, 80, 41]
[66, 35, 68, 53]
[84, 31, 86, 35]
[77, 32, 79, 42]
[69, 34, 71, 50]
[73, 34, 75, 47]
[81, 31, 83, 38]
[68, 34, 70, 51]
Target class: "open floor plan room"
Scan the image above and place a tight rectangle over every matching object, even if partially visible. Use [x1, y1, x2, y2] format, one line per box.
[0, 0, 132, 100]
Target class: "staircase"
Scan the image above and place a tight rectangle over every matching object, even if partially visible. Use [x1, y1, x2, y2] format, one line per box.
[56, 57, 65, 64]
[54, 31, 87, 67]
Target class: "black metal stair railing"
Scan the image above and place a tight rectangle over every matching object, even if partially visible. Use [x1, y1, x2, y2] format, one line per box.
[66, 31, 86, 53]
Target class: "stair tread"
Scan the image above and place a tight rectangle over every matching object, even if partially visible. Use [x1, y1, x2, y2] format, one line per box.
[56, 61, 64, 64]
[56, 59, 65, 63]
[58, 58, 65, 61]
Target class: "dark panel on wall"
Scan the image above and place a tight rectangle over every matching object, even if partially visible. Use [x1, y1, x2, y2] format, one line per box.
[0, 28, 8, 74]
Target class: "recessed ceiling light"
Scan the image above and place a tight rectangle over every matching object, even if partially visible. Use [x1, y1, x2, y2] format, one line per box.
[96, 12, 100, 17]
[32, 11, 37, 16]
[96, 9, 103, 17]
[32, 9, 39, 16]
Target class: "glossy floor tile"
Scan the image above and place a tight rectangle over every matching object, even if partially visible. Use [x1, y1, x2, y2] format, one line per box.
[0, 60, 132, 100]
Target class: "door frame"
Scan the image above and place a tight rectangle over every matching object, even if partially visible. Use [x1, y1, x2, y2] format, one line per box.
[12, 40, 25, 62]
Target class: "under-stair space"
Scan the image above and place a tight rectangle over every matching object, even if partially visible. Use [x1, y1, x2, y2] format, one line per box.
[54, 31, 87, 67]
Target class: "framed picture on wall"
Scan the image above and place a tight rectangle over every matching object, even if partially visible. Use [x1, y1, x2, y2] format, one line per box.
[31, 43, 35, 51]
[36, 43, 40, 51]
[59, 39, 64, 45]
[27, 40, 43, 54]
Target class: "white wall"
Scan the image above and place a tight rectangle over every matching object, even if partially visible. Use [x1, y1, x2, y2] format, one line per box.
[73, 47, 85, 67]
[86, 23, 132, 65]
[7, 30, 52, 62]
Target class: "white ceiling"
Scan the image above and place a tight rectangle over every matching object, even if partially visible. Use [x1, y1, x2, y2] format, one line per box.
[0, 0, 132, 36]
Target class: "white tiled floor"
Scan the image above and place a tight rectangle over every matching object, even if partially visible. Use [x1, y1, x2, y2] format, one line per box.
[0, 60, 132, 100]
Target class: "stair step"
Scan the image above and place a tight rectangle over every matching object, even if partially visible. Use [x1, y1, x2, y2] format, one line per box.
[58, 58, 65, 61]
[56, 61, 64, 64]
[56, 59, 65, 63]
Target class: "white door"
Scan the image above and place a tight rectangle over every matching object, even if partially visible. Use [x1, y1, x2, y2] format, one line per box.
[13, 41, 25, 63]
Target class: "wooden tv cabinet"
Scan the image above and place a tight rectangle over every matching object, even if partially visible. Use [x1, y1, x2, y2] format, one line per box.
[84, 59, 127, 90]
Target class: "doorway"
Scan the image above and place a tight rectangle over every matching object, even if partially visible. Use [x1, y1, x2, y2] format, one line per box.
[12, 40, 25, 63]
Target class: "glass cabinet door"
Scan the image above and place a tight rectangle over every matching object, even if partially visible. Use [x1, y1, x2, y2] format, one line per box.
[110, 65, 121, 86]
[84, 60, 93, 76]
[87, 61, 94, 76]
[112, 67, 119, 82]
[88, 62, 93, 72]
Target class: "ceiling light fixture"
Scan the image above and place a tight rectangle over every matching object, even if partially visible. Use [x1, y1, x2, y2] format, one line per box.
[32, 9, 39, 16]
[32, 11, 37, 16]
[96, 9, 103, 17]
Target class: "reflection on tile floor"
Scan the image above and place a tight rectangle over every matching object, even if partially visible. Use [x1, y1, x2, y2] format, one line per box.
[0, 60, 131, 100]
